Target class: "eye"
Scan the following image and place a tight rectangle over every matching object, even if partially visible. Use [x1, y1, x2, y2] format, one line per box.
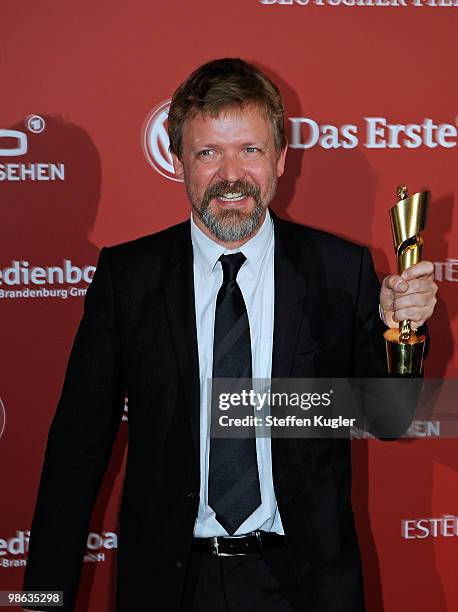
[197, 149, 215, 158]
[243, 146, 263, 157]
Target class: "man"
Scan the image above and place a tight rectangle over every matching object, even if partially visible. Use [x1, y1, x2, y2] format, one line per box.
[23, 58, 437, 611]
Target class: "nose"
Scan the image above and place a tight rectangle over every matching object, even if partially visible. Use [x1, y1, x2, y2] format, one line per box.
[217, 154, 245, 183]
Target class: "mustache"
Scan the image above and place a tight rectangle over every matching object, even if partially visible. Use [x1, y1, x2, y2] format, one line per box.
[203, 180, 261, 203]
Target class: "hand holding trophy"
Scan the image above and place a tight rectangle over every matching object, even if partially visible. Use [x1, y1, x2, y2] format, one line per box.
[384, 185, 429, 375]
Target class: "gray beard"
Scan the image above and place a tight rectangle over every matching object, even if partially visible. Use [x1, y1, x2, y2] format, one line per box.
[200, 200, 265, 242]
[188, 177, 276, 242]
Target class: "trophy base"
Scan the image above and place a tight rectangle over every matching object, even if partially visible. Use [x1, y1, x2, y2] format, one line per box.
[384, 328, 426, 376]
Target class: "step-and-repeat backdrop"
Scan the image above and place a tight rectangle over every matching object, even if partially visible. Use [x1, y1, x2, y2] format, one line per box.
[1, 2, 457, 611]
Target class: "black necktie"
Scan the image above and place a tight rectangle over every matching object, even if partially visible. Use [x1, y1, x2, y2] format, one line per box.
[208, 252, 261, 535]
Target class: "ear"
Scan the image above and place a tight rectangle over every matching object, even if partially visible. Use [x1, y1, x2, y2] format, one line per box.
[171, 152, 184, 180]
[276, 145, 288, 178]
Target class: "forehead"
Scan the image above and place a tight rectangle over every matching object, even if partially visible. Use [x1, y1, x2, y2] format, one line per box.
[182, 104, 274, 146]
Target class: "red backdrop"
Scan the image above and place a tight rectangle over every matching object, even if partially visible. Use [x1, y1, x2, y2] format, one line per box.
[1, 2, 457, 610]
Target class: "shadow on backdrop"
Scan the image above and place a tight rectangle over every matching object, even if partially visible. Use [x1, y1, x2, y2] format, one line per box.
[0, 116, 126, 612]
[252, 68, 451, 612]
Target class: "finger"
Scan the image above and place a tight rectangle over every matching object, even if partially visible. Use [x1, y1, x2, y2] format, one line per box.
[401, 260, 435, 280]
[380, 276, 393, 310]
[382, 274, 408, 295]
[392, 306, 426, 325]
[399, 278, 435, 295]
[394, 293, 429, 310]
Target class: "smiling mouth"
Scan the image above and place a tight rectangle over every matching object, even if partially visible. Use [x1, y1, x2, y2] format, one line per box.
[216, 192, 246, 202]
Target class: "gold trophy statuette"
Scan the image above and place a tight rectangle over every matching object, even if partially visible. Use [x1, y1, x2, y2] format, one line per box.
[384, 185, 429, 375]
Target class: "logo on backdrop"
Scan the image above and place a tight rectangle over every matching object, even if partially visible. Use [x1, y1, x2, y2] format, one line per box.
[259, 0, 458, 8]
[434, 259, 458, 282]
[0, 115, 65, 182]
[0, 530, 30, 567]
[402, 515, 458, 540]
[0, 530, 117, 567]
[351, 420, 441, 439]
[83, 531, 118, 563]
[142, 100, 182, 182]
[0, 397, 5, 441]
[0, 260, 96, 300]
[289, 117, 458, 150]
[143, 103, 457, 181]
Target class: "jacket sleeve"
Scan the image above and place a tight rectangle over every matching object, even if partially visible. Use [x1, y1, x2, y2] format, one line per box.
[351, 246, 423, 439]
[22, 247, 125, 612]
[351, 246, 387, 379]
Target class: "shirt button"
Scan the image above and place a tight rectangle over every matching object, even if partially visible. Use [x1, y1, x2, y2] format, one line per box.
[187, 490, 197, 499]
[176, 560, 183, 568]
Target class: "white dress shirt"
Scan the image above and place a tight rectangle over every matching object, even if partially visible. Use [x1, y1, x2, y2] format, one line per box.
[191, 209, 285, 537]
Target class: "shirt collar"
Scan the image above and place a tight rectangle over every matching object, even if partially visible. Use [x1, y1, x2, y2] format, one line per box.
[190, 208, 273, 277]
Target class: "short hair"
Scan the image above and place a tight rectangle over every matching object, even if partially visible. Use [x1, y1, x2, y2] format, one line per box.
[168, 58, 286, 159]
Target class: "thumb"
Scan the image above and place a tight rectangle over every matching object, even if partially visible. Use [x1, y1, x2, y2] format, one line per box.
[380, 274, 408, 309]
[380, 275, 395, 310]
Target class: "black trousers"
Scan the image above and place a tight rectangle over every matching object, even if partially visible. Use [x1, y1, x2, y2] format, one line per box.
[180, 542, 307, 611]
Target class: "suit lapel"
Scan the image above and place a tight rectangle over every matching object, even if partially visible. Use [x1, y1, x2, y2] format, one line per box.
[271, 212, 308, 379]
[161, 223, 200, 461]
[158, 213, 319, 462]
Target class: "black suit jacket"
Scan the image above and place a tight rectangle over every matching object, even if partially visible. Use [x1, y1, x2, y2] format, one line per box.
[24, 212, 408, 611]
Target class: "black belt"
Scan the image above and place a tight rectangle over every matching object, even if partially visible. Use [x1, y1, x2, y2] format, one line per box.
[192, 530, 285, 557]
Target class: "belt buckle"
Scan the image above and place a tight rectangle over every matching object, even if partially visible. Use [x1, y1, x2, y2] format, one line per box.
[211, 536, 237, 557]
[255, 529, 263, 550]
[210, 532, 260, 557]
[210, 536, 221, 557]
[210, 536, 238, 557]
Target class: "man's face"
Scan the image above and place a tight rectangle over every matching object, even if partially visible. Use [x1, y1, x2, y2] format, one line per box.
[172, 104, 287, 244]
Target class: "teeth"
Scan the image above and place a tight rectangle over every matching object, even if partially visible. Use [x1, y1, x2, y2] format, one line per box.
[218, 193, 245, 202]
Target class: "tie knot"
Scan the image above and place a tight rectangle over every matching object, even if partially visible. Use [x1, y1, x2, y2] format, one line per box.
[219, 253, 246, 282]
